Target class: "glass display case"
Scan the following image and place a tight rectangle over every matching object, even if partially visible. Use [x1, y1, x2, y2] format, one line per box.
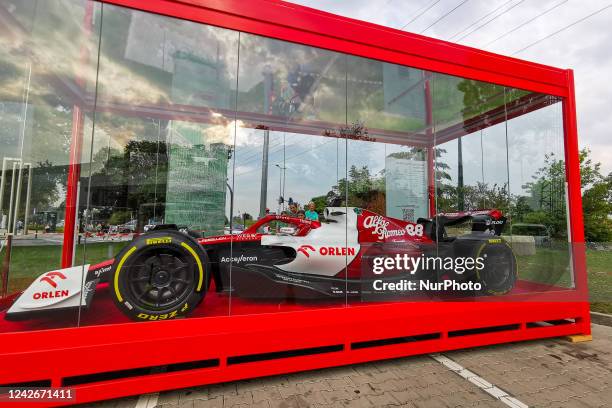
[0, 0, 589, 403]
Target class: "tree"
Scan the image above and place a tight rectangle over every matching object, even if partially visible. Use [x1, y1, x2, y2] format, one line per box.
[582, 172, 612, 242]
[521, 148, 612, 241]
[462, 182, 510, 211]
[510, 195, 532, 223]
[28, 160, 66, 214]
[523, 153, 568, 238]
[333, 165, 385, 213]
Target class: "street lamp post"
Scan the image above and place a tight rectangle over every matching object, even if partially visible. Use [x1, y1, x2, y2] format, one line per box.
[275, 164, 286, 214]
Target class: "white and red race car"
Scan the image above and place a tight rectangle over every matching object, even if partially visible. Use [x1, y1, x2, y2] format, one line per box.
[6, 207, 517, 321]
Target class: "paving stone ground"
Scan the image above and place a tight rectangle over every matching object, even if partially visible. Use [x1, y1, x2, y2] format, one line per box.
[76, 324, 612, 408]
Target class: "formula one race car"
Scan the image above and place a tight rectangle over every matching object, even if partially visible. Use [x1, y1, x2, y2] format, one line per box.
[6, 207, 517, 321]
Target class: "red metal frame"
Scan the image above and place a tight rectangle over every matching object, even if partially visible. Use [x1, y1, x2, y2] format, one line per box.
[0, 1, 589, 406]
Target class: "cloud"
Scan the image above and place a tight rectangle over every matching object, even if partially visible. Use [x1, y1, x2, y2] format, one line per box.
[291, 0, 612, 174]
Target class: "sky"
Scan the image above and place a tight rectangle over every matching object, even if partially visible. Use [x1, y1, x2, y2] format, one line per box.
[288, 0, 612, 175]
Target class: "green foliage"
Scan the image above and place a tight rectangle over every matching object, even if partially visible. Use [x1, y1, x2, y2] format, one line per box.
[461, 182, 510, 211]
[577, 149, 612, 242]
[520, 148, 612, 241]
[108, 210, 131, 225]
[309, 195, 328, 212]
[582, 173, 612, 242]
[522, 153, 567, 238]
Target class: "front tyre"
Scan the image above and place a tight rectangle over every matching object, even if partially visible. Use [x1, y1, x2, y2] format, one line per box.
[474, 240, 517, 295]
[110, 231, 208, 321]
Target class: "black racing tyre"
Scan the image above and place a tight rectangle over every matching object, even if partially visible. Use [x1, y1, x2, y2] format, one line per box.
[473, 239, 517, 295]
[109, 230, 208, 321]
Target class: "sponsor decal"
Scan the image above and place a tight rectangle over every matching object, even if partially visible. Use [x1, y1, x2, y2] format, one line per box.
[233, 234, 260, 241]
[297, 245, 356, 257]
[146, 237, 172, 245]
[201, 236, 228, 242]
[39, 271, 67, 288]
[82, 280, 96, 299]
[273, 273, 309, 284]
[297, 245, 315, 257]
[319, 246, 355, 256]
[363, 215, 423, 240]
[221, 254, 258, 263]
[136, 310, 178, 320]
[93, 264, 112, 278]
[33, 290, 69, 300]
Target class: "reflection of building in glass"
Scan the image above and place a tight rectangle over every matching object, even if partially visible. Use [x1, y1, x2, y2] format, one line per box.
[165, 123, 229, 236]
[164, 50, 232, 235]
[382, 64, 425, 122]
[172, 51, 233, 108]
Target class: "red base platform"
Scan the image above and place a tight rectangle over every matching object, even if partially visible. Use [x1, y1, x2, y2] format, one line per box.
[0, 288, 590, 406]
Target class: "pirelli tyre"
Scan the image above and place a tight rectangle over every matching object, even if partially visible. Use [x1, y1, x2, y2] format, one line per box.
[110, 230, 208, 321]
[473, 238, 517, 295]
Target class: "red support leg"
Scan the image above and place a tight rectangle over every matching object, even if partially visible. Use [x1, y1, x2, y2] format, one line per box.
[423, 73, 435, 217]
[61, 107, 83, 268]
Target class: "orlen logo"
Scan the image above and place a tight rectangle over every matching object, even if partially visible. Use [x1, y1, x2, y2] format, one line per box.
[297, 245, 316, 257]
[298, 245, 356, 257]
[33, 271, 70, 300]
[39, 271, 66, 288]
[33, 290, 69, 300]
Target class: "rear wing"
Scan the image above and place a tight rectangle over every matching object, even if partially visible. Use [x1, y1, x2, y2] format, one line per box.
[437, 209, 507, 236]
[418, 209, 507, 240]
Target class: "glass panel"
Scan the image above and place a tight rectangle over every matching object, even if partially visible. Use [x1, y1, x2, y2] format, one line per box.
[432, 76, 517, 300]
[346, 56, 434, 303]
[77, 4, 238, 325]
[0, 1, 581, 334]
[505, 94, 572, 291]
[0, 0, 100, 332]
[230, 34, 347, 314]
[433, 73, 572, 299]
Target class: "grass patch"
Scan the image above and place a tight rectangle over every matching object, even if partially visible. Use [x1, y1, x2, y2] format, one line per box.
[3, 241, 128, 294]
[585, 248, 612, 313]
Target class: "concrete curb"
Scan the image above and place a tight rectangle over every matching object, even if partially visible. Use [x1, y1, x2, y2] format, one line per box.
[591, 312, 612, 327]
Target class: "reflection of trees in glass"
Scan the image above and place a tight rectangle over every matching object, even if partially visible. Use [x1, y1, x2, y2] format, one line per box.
[3, 160, 66, 222]
[454, 79, 527, 123]
[88, 140, 167, 229]
[30, 160, 66, 213]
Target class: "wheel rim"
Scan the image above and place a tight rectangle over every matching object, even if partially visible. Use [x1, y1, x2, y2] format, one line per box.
[126, 248, 196, 310]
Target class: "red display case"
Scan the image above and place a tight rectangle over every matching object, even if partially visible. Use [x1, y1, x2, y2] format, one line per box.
[0, 0, 589, 406]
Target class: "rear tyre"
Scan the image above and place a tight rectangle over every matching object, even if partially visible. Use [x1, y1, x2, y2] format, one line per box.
[109, 230, 208, 321]
[474, 240, 517, 295]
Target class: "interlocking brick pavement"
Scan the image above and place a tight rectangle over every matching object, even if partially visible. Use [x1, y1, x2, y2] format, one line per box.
[75, 324, 612, 408]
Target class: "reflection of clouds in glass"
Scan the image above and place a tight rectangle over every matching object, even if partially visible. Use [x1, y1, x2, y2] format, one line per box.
[234, 125, 262, 147]
[232, 131, 342, 215]
[1, 1, 241, 108]
[168, 119, 235, 146]
[238, 33, 341, 98]
[123, 9, 238, 78]
[436, 100, 564, 198]
[508, 102, 564, 194]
